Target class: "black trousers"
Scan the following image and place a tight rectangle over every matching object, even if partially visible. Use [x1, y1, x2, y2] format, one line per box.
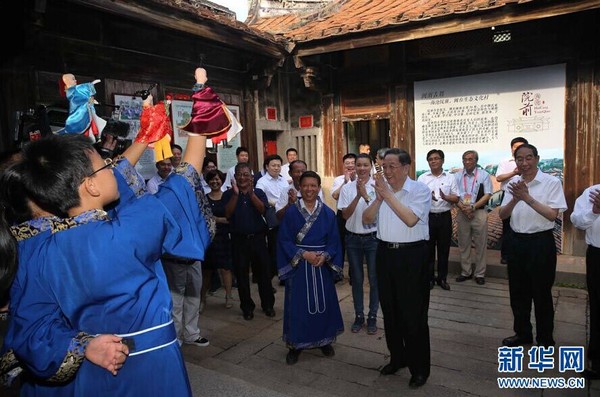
[587, 245, 600, 369]
[376, 240, 430, 377]
[501, 217, 513, 260]
[507, 230, 556, 345]
[231, 233, 275, 314]
[336, 209, 349, 279]
[427, 211, 452, 281]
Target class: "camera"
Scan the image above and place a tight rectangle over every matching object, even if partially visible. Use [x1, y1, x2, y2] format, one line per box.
[95, 118, 132, 159]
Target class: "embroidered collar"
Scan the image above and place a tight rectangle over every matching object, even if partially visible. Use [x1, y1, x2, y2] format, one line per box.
[50, 209, 110, 234]
[10, 215, 61, 241]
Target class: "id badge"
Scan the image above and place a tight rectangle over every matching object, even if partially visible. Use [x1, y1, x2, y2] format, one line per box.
[463, 193, 472, 205]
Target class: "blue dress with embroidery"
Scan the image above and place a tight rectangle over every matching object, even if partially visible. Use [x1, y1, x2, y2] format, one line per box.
[276, 200, 344, 350]
[6, 163, 210, 397]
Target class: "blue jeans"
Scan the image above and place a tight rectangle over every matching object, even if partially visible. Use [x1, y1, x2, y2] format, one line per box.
[346, 233, 379, 318]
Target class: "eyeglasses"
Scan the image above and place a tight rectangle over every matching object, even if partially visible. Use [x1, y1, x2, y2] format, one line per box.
[88, 157, 115, 177]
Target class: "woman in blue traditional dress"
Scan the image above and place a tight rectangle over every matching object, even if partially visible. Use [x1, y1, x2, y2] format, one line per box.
[276, 171, 344, 365]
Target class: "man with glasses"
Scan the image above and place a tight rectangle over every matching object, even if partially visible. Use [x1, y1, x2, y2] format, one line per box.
[223, 163, 275, 320]
[455, 150, 492, 285]
[363, 148, 431, 388]
[418, 149, 459, 290]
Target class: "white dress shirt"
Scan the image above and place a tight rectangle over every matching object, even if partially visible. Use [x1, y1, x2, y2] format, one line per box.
[570, 184, 600, 248]
[377, 178, 431, 243]
[454, 167, 493, 204]
[496, 158, 520, 191]
[280, 163, 292, 184]
[417, 171, 459, 213]
[147, 173, 168, 194]
[501, 169, 567, 233]
[338, 178, 377, 234]
[256, 173, 289, 206]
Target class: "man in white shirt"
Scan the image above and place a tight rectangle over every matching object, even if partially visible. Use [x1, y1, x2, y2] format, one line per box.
[495, 137, 528, 264]
[571, 183, 600, 379]
[499, 144, 567, 348]
[146, 157, 173, 194]
[455, 150, 493, 285]
[222, 146, 250, 190]
[256, 154, 289, 283]
[417, 149, 459, 291]
[362, 148, 431, 387]
[280, 147, 298, 184]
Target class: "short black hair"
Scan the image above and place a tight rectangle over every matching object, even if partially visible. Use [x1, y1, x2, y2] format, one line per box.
[171, 144, 183, 152]
[356, 153, 372, 164]
[205, 169, 225, 184]
[286, 148, 298, 155]
[514, 143, 538, 158]
[342, 153, 357, 162]
[299, 170, 321, 186]
[236, 146, 249, 156]
[426, 149, 445, 161]
[263, 154, 283, 170]
[510, 137, 528, 147]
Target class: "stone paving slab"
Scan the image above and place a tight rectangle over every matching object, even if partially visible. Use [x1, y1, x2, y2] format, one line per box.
[185, 270, 595, 397]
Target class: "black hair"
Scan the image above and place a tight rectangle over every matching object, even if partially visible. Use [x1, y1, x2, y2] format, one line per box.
[342, 153, 357, 162]
[299, 170, 321, 186]
[205, 169, 225, 184]
[19, 135, 94, 215]
[286, 148, 298, 155]
[510, 137, 528, 147]
[426, 149, 445, 161]
[514, 143, 539, 158]
[385, 148, 412, 165]
[171, 144, 183, 152]
[263, 154, 283, 170]
[356, 153, 373, 164]
[234, 162, 251, 174]
[236, 146, 249, 156]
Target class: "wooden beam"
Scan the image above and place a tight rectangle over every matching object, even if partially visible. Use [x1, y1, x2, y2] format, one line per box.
[294, 1, 600, 57]
[66, 0, 289, 59]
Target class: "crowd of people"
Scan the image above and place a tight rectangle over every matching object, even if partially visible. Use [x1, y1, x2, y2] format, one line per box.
[0, 68, 598, 393]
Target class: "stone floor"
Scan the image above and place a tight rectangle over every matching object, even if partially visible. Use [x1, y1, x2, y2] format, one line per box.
[183, 268, 597, 397]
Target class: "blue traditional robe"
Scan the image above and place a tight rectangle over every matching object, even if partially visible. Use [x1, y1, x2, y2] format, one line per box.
[5, 162, 210, 396]
[58, 83, 106, 138]
[276, 199, 344, 350]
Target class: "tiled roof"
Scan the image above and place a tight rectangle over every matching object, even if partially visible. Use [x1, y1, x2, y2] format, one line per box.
[153, 0, 287, 45]
[250, 0, 536, 42]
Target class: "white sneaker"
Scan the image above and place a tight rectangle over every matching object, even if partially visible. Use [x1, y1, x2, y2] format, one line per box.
[186, 337, 209, 347]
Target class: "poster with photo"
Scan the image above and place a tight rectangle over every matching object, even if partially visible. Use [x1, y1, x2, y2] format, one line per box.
[413, 64, 566, 252]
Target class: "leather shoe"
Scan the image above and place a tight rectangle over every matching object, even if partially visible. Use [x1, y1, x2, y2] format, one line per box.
[243, 311, 254, 321]
[475, 277, 485, 285]
[380, 362, 406, 375]
[502, 334, 533, 347]
[409, 375, 428, 388]
[437, 279, 451, 290]
[456, 274, 472, 282]
[582, 369, 600, 380]
[429, 280, 435, 290]
[320, 344, 335, 357]
[286, 349, 301, 365]
[263, 308, 276, 317]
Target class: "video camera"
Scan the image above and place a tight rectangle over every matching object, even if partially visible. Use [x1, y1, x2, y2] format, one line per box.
[95, 118, 132, 159]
